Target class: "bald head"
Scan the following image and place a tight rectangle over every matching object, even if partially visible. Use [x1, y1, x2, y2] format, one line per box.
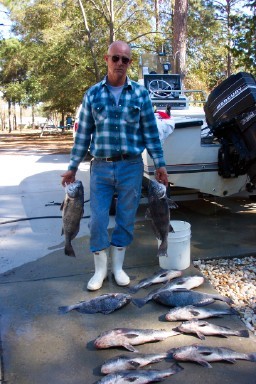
[107, 41, 132, 58]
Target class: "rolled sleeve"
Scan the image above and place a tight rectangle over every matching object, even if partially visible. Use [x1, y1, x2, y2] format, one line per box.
[140, 90, 166, 168]
[68, 94, 94, 171]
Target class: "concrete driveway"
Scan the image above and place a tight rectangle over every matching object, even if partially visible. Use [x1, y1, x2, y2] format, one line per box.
[0, 151, 255, 384]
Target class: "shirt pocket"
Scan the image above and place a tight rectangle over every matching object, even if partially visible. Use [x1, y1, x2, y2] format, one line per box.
[91, 103, 107, 123]
[125, 104, 141, 124]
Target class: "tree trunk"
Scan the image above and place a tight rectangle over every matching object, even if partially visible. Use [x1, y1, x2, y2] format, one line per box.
[109, 0, 115, 43]
[32, 104, 35, 128]
[13, 102, 17, 130]
[8, 100, 12, 133]
[19, 102, 23, 129]
[172, 0, 188, 77]
[78, 0, 101, 82]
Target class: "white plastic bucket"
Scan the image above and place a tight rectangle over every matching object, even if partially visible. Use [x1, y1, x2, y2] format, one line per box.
[158, 220, 191, 270]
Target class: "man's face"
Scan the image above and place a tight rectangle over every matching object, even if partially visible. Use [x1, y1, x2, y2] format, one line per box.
[104, 42, 132, 85]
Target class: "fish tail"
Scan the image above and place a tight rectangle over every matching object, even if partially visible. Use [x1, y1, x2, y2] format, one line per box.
[129, 286, 139, 294]
[215, 294, 233, 304]
[58, 306, 71, 314]
[132, 298, 147, 308]
[157, 240, 168, 257]
[170, 362, 184, 373]
[229, 307, 239, 315]
[64, 243, 76, 257]
[248, 353, 256, 362]
[238, 329, 250, 338]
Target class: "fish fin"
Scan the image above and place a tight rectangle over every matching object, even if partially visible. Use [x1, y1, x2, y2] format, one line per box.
[229, 308, 239, 315]
[238, 329, 249, 338]
[64, 244, 76, 257]
[129, 286, 140, 294]
[248, 353, 256, 362]
[151, 223, 161, 240]
[190, 310, 201, 316]
[172, 288, 189, 292]
[76, 308, 95, 314]
[123, 343, 137, 352]
[131, 298, 147, 308]
[223, 358, 236, 364]
[167, 198, 178, 209]
[170, 362, 184, 373]
[126, 333, 140, 339]
[145, 208, 151, 219]
[195, 300, 215, 307]
[101, 309, 114, 315]
[215, 295, 233, 304]
[58, 306, 71, 314]
[197, 360, 212, 368]
[172, 288, 190, 292]
[196, 331, 206, 340]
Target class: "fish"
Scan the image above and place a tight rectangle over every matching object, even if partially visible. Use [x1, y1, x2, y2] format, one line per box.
[174, 319, 249, 340]
[165, 305, 238, 321]
[145, 179, 178, 257]
[168, 344, 256, 368]
[132, 275, 204, 308]
[152, 288, 233, 307]
[96, 363, 183, 383]
[94, 327, 180, 352]
[129, 269, 182, 294]
[58, 293, 131, 315]
[101, 352, 168, 374]
[60, 180, 84, 257]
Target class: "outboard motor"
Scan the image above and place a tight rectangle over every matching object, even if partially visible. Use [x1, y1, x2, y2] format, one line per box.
[204, 72, 256, 189]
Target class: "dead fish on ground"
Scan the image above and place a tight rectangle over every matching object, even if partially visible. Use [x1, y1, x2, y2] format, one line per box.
[145, 180, 178, 257]
[61, 180, 84, 257]
[153, 288, 233, 307]
[168, 344, 256, 368]
[165, 305, 238, 321]
[129, 269, 182, 294]
[174, 319, 249, 339]
[58, 293, 131, 315]
[96, 363, 183, 383]
[94, 327, 180, 352]
[101, 352, 168, 374]
[132, 275, 204, 308]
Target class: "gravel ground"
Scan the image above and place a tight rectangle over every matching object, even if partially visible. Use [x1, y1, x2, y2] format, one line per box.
[193, 256, 256, 335]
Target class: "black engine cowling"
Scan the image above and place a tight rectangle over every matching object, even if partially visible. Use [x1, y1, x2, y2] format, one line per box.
[204, 72, 256, 186]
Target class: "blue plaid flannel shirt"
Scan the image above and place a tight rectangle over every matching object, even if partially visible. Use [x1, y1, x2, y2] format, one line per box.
[68, 76, 165, 171]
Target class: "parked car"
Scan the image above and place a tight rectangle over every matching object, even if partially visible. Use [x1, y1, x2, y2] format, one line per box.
[73, 104, 82, 139]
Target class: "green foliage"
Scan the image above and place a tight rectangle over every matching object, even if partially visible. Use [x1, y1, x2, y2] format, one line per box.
[0, 0, 254, 116]
[230, 3, 256, 74]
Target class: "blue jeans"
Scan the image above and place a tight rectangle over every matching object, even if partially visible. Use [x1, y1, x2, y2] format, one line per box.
[89, 156, 144, 252]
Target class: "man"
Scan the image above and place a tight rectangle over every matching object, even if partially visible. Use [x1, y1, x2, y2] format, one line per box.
[61, 40, 168, 291]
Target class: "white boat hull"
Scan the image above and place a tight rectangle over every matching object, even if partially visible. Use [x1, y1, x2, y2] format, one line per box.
[143, 116, 247, 198]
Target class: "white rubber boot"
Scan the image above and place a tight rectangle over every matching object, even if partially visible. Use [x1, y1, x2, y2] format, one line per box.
[87, 250, 108, 291]
[111, 246, 130, 286]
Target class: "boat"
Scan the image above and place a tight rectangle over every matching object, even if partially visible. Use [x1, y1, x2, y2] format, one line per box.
[140, 54, 256, 199]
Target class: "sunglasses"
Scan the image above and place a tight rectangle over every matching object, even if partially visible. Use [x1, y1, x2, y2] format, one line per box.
[108, 55, 130, 65]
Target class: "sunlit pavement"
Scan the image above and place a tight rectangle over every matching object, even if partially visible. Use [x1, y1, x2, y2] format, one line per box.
[0, 152, 255, 383]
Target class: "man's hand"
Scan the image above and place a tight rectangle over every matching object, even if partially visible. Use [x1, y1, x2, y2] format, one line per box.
[61, 170, 76, 187]
[155, 167, 168, 187]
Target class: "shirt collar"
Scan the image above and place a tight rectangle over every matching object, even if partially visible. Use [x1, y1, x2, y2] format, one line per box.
[102, 76, 132, 89]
